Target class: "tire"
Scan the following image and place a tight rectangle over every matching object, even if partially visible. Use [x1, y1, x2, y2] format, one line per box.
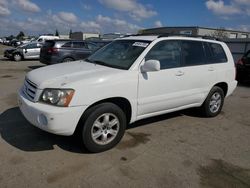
[62, 57, 74, 63]
[201, 86, 225, 117]
[13, 54, 22, 61]
[80, 103, 126, 153]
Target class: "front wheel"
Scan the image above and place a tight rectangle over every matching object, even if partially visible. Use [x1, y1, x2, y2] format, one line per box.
[201, 86, 225, 117]
[13, 54, 22, 61]
[80, 103, 126, 153]
[62, 57, 74, 63]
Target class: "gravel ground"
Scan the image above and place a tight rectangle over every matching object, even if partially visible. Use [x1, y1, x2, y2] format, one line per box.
[0, 44, 250, 188]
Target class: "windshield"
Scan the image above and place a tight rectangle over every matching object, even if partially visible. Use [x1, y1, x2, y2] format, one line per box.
[86, 40, 151, 70]
[17, 43, 28, 49]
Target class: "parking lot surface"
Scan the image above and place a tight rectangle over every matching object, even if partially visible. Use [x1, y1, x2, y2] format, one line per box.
[0, 44, 250, 188]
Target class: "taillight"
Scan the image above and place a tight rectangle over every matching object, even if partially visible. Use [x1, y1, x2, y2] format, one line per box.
[47, 47, 58, 54]
[236, 58, 244, 65]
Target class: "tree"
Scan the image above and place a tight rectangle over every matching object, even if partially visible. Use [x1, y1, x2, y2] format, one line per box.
[69, 29, 72, 38]
[55, 29, 59, 36]
[6, 35, 14, 41]
[211, 27, 228, 39]
[16, 31, 25, 40]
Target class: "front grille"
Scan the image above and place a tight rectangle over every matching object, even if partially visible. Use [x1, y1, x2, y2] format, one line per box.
[22, 78, 37, 101]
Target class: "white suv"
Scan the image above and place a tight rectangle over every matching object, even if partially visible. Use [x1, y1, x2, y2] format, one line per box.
[18, 35, 237, 152]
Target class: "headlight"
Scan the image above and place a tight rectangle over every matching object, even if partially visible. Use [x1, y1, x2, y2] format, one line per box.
[40, 89, 75, 107]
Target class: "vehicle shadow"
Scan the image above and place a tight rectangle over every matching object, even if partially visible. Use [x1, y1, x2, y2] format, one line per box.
[28, 65, 45, 70]
[0, 107, 202, 153]
[0, 107, 88, 154]
[238, 82, 250, 88]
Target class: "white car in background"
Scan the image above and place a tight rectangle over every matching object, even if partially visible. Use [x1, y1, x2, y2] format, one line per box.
[36, 35, 60, 43]
[4, 42, 42, 61]
[18, 35, 237, 152]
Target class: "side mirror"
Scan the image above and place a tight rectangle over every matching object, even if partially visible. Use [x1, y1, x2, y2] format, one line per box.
[24, 48, 27, 53]
[141, 59, 160, 73]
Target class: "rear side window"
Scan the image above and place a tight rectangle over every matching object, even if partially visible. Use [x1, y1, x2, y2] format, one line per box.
[86, 42, 98, 50]
[73, 42, 86, 48]
[181, 41, 206, 66]
[44, 41, 55, 47]
[26, 43, 38, 49]
[145, 40, 181, 70]
[62, 42, 72, 48]
[204, 42, 227, 63]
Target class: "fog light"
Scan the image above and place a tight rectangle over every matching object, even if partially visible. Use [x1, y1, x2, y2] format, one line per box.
[38, 114, 48, 126]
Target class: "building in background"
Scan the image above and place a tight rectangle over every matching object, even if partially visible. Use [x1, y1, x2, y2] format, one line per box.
[59, 34, 70, 39]
[70, 32, 100, 40]
[101, 33, 129, 40]
[223, 38, 250, 62]
[140, 26, 250, 39]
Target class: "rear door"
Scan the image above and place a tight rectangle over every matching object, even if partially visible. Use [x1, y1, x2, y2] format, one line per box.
[205, 42, 233, 84]
[179, 40, 217, 104]
[72, 41, 92, 60]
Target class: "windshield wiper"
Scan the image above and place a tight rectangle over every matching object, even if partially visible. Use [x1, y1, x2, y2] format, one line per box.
[85, 58, 94, 63]
[85, 58, 107, 66]
[92, 60, 108, 66]
[85, 58, 125, 69]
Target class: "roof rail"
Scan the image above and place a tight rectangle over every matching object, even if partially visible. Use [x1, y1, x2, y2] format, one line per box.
[157, 33, 221, 41]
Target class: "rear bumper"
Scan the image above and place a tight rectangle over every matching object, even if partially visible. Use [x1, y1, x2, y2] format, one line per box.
[18, 90, 87, 136]
[227, 80, 238, 97]
[40, 55, 61, 65]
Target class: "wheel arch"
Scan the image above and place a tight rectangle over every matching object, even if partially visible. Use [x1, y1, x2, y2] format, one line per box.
[62, 56, 75, 62]
[214, 82, 228, 96]
[74, 97, 132, 134]
[13, 52, 23, 60]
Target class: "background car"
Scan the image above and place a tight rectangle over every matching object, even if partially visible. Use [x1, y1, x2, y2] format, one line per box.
[236, 50, 250, 82]
[4, 42, 42, 61]
[10, 39, 22, 47]
[40, 40, 106, 64]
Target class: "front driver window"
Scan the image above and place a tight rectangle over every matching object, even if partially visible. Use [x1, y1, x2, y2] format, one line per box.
[145, 40, 181, 70]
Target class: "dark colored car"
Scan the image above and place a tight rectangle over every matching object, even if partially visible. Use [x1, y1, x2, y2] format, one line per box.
[236, 50, 250, 82]
[10, 39, 22, 47]
[86, 40, 111, 48]
[40, 40, 106, 65]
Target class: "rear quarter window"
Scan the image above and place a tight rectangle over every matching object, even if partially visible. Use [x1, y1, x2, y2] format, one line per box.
[62, 42, 72, 48]
[204, 42, 227, 64]
[73, 42, 86, 48]
[44, 41, 55, 47]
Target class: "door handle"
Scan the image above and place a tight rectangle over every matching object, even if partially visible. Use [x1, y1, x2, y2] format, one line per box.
[175, 71, 184, 76]
[208, 67, 215, 71]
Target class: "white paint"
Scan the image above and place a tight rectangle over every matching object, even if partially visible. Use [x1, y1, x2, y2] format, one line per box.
[18, 36, 237, 136]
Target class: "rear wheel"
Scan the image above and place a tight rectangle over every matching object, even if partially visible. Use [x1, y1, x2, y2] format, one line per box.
[13, 53, 22, 61]
[62, 57, 74, 63]
[80, 103, 126, 153]
[201, 86, 224, 117]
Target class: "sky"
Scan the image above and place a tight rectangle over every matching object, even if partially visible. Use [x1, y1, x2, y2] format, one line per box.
[0, 0, 250, 36]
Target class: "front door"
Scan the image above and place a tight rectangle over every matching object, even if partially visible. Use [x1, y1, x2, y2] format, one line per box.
[137, 40, 186, 117]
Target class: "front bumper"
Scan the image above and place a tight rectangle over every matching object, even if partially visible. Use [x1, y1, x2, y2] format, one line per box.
[4, 52, 13, 59]
[18, 90, 87, 136]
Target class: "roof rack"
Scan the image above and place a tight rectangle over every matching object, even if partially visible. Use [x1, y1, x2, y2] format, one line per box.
[157, 33, 221, 41]
[127, 33, 221, 41]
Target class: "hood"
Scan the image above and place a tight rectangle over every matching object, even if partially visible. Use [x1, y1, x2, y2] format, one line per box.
[5, 48, 16, 52]
[26, 60, 123, 89]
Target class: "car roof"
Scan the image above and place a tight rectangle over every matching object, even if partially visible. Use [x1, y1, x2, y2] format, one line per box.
[120, 35, 158, 41]
[120, 35, 223, 43]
